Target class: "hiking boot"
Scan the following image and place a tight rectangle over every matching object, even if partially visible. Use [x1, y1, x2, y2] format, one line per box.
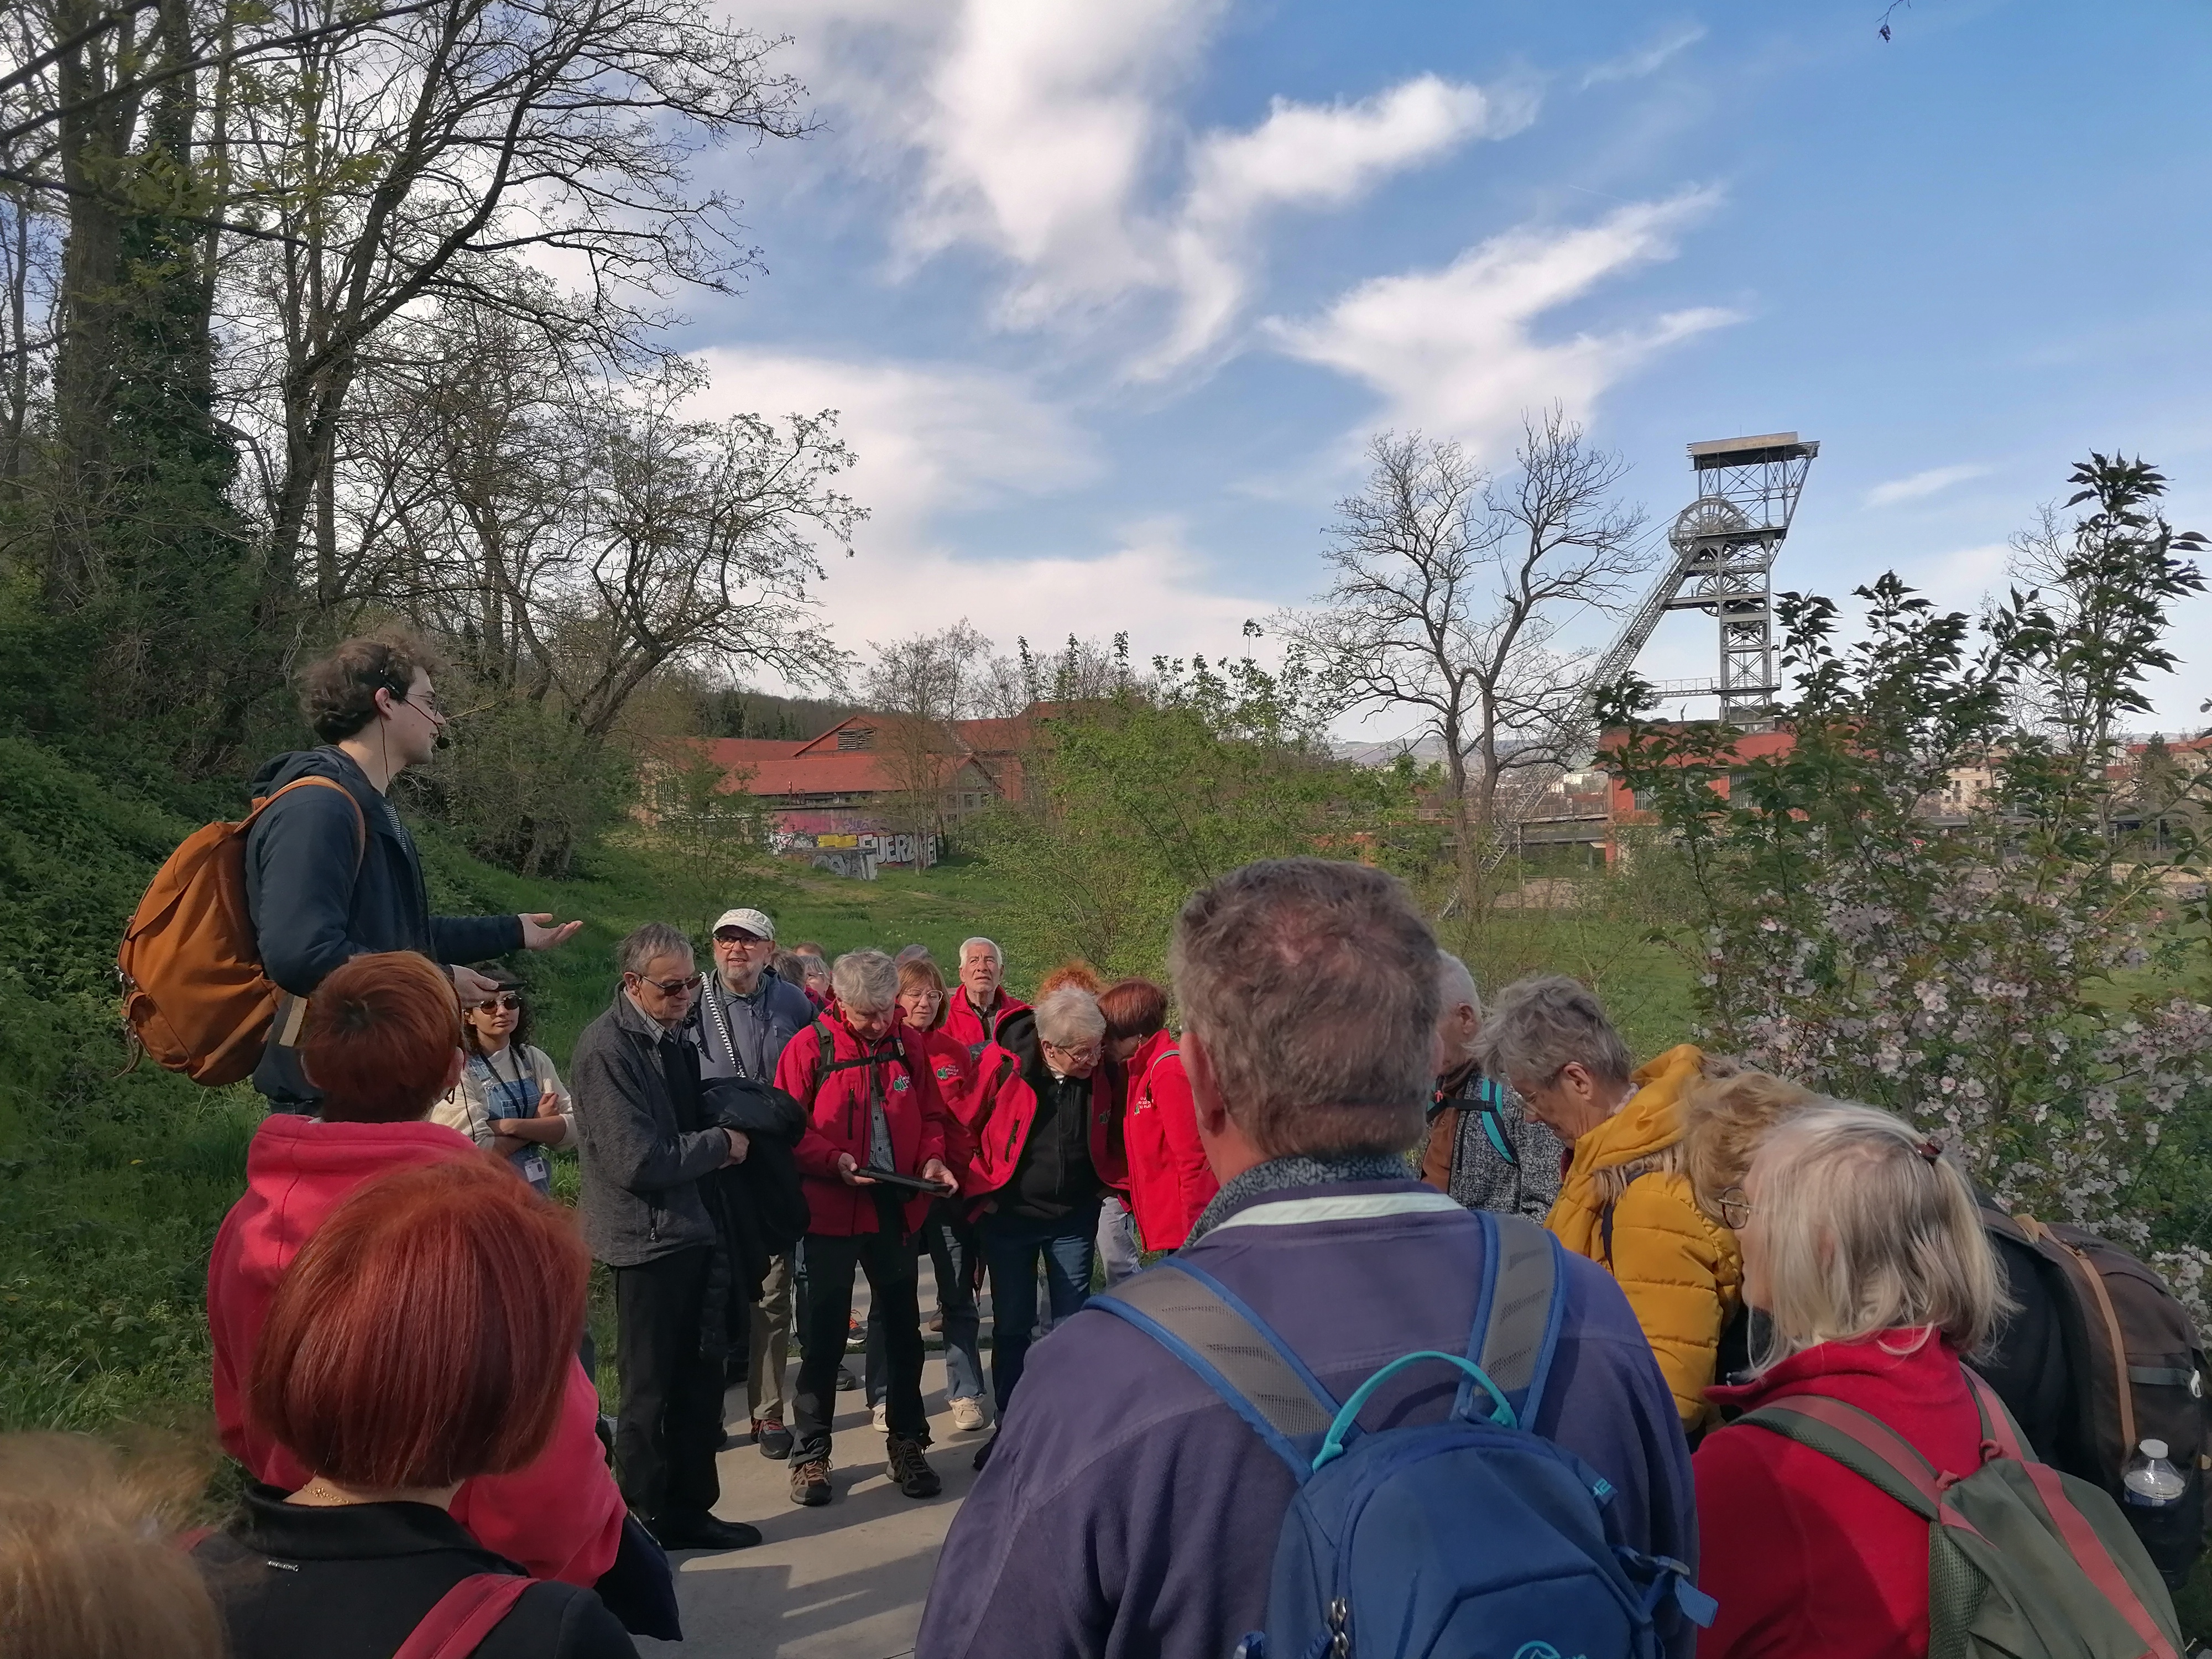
[789, 1457, 832, 1507]
[949, 1396, 988, 1433]
[754, 1417, 792, 1460]
[887, 1435, 942, 1499]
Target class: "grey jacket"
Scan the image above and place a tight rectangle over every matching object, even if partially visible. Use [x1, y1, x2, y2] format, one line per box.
[570, 989, 730, 1267]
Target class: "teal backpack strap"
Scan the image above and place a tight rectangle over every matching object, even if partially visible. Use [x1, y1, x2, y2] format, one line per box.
[1473, 1076, 1518, 1166]
[1089, 1262, 1340, 1478]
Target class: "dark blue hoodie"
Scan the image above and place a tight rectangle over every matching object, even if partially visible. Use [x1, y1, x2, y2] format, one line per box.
[244, 746, 521, 1106]
[918, 1166, 1699, 1659]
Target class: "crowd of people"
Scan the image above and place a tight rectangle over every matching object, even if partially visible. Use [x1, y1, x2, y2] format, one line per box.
[2, 632, 2195, 1659]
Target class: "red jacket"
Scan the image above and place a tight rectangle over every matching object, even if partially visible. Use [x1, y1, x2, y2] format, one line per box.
[942, 987, 1029, 1064]
[1693, 1330, 1988, 1659]
[962, 1033, 1128, 1203]
[776, 1014, 950, 1235]
[206, 1114, 624, 1587]
[1122, 1031, 1217, 1250]
[909, 1021, 983, 1178]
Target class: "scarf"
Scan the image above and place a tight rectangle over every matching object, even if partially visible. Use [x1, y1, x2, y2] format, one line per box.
[1185, 1152, 1413, 1245]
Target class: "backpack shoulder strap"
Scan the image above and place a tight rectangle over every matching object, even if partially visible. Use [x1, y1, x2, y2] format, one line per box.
[1088, 1261, 1340, 1479]
[393, 1573, 535, 1659]
[1739, 1394, 1946, 1521]
[1470, 1076, 1518, 1166]
[1458, 1211, 1566, 1427]
[251, 775, 368, 873]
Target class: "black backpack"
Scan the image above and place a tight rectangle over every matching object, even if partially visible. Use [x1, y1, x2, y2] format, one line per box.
[1976, 1206, 2209, 1588]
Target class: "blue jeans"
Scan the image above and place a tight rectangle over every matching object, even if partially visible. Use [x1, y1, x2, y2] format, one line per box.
[979, 1198, 1101, 1418]
[865, 1208, 986, 1406]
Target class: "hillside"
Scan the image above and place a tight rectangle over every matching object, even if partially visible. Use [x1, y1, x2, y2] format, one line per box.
[0, 733, 1011, 1433]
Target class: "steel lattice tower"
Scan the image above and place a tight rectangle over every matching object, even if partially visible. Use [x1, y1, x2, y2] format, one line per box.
[1588, 431, 1819, 726]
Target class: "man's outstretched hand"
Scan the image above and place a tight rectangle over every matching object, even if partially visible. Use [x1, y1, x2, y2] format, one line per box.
[452, 964, 501, 1001]
[519, 913, 583, 950]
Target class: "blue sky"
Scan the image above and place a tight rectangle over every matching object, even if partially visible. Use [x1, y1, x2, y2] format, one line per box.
[665, 0, 2212, 731]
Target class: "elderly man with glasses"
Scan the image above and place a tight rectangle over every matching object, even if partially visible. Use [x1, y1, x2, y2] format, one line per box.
[959, 985, 1129, 1470]
[571, 922, 758, 1553]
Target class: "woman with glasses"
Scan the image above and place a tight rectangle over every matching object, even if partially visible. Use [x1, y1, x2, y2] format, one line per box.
[433, 968, 575, 1194]
[959, 984, 1129, 1470]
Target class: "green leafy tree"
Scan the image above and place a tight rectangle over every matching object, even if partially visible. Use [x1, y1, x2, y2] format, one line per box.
[1599, 456, 2211, 1301]
[978, 628, 1438, 980]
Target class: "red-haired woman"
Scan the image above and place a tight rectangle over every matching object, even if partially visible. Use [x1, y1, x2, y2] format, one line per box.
[195, 1160, 638, 1658]
[1102, 977, 1217, 1252]
[205, 953, 629, 1594]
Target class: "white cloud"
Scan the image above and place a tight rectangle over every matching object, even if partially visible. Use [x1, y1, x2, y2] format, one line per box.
[1864, 463, 1991, 509]
[684, 347, 1269, 675]
[1267, 190, 1738, 458]
[742, 1, 1524, 372]
[1581, 22, 1708, 88]
[1145, 75, 1535, 374]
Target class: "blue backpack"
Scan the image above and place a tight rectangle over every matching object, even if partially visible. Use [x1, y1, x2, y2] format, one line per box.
[1091, 1210, 1715, 1659]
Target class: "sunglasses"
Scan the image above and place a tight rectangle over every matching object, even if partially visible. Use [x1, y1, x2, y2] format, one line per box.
[633, 973, 705, 995]
[469, 994, 523, 1014]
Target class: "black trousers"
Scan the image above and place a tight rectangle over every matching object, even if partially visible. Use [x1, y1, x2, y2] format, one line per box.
[612, 1246, 722, 1522]
[792, 1218, 927, 1464]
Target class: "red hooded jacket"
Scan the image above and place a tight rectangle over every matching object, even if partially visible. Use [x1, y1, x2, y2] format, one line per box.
[206, 1114, 624, 1587]
[1693, 1330, 1989, 1659]
[775, 1015, 950, 1235]
[961, 1033, 1128, 1204]
[942, 986, 1029, 1065]
[1121, 1031, 1217, 1251]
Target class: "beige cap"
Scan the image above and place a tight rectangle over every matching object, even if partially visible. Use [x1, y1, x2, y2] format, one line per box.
[712, 907, 775, 940]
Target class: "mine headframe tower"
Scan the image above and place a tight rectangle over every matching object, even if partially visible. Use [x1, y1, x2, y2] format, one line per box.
[1589, 431, 1819, 727]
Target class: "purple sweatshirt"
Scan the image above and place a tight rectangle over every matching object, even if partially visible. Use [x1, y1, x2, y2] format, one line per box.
[917, 1174, 1698, 1659]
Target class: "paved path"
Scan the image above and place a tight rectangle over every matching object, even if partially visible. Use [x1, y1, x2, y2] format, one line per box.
[640, 1353, 984, 1659]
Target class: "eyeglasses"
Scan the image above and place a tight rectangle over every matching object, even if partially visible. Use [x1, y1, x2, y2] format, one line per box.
[396, 689, 446, 721]
[714, 930, 769, 945]
[1042, 1041, 1103, 1066]
[633, 973, 704, 995]
[470, 994, 523, 1013]
[1717, 1186, 1752, 1230]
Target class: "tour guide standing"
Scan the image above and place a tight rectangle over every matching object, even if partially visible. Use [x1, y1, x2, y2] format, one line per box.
[941, 937, 1026, 1063]
[686, 905, 815, 1460]
[916, 858, 1697, 1659]
[571, 924, 759, 1553]
[244, 632, 581, 1110]
[774, 950, 956, 1507]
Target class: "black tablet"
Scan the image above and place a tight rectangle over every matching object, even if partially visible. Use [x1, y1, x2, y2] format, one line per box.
[857, 1166, 953, 1194]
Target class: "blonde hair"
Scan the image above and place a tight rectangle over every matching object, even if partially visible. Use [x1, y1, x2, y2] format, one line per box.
[1747, 1102, 2010, 1373]
[1680, 1067, 1820, 1227]
[0, 1433, 225, 1659]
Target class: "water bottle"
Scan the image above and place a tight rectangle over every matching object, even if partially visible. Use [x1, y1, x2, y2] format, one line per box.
[2122, 1438, 2187, 1507]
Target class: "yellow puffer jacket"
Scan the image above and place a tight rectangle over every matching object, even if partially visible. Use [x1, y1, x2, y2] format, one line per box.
[1545, 1043, 1741, 1430]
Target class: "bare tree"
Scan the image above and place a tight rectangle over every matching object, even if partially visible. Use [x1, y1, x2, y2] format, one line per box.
[1285, 409, 1650, 914]
[863, 619, 990, 868]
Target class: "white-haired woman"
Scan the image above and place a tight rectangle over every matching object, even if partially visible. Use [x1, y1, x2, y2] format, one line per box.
[1689, 1104, 2173, 1658]
[961, 984, 1129, 1469]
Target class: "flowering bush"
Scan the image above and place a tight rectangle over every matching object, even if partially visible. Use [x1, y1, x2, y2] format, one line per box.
[1600, 457, 2212, 1307]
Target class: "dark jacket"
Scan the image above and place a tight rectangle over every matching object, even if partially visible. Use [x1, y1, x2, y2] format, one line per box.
[916, 1167, 1697, 1659]
[571, 990, 731, 1267]
[688, 967, 814, 1083]
[243, 747, 521, 1105]
[701, 1076, 810, 1303]
[194, 1484, 637, 1659]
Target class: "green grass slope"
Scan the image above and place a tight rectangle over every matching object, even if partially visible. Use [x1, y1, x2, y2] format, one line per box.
[0, 734, 1010, 1433]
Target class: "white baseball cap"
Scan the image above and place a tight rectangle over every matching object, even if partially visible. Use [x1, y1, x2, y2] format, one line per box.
[712, 907, 775, 940]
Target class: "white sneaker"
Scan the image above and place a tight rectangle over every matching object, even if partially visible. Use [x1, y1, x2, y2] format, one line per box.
[872, 1402, 889, 1432]
[949, 1396, 989, 1433]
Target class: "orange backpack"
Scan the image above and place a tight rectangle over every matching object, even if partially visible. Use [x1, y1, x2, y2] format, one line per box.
[118, 776, 367, 1086]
